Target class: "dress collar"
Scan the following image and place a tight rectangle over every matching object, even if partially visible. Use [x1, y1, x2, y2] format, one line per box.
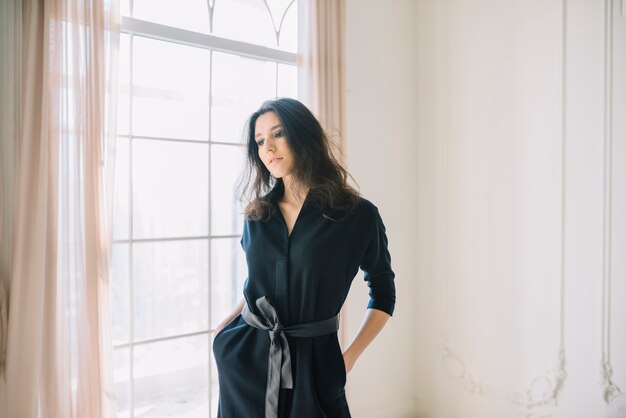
[267, 182, 351, 222]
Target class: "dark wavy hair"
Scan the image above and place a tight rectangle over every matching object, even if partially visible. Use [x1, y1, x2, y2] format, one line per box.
[237, 97, 362, 222]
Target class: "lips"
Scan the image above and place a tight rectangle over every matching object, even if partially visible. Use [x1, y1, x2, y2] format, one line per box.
[270, 157, 283, 164]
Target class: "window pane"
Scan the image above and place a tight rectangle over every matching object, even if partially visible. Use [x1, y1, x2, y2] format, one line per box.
[212, 0, 275, 48]
[133, 36, 210, 141]
[210, 237, 247, 328]
[132, 139, 208, 239]
[133, 335, 209, 417]
[113, 348, 131, 417]
[210, 144, 245, 236]
[277, 63, 297, 99]
[133, 240, 209, 341]
[120, 0, 130, 16]
[133, 0, 211, 34]
[211, 52, 276, 143]
[111, 243, 129, 344]
[113, 137, 130, 240]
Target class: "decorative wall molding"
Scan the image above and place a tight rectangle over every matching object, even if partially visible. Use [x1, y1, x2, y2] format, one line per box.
[608, 394, 626, 418]
[601, 0, 624, 409]
[440, 336, 566, 417]
[439, 335, 523, 406]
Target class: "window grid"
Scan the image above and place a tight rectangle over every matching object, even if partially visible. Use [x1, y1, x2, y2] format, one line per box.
[117, 8, 298, 416]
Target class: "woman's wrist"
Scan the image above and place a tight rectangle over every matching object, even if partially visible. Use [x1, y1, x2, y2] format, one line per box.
[341, 308, 391, 374]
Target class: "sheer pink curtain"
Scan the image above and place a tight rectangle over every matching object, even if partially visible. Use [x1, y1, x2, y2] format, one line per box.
[297, 0, 346, 155]
[3, 0, 120, 417]
[0, 0, 21, 391]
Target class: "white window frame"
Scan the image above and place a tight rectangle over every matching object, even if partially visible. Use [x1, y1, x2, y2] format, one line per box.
[115, 10, 298, 417]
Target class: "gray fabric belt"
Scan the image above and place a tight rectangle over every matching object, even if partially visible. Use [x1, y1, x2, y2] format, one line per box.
[241, 296, 340, 418]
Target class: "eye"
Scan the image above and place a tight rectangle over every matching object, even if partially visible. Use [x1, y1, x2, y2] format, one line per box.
[256, 139, 264, 146]
[274, 130, 283, 138]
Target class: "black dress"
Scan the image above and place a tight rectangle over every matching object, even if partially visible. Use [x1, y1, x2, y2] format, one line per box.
[212, 186, 396, 418]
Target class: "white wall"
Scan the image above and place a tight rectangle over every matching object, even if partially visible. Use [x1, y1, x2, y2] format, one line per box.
[414, 0, 626, 417]
[343, 0, 418, 417]
[344, 0, 626, 417]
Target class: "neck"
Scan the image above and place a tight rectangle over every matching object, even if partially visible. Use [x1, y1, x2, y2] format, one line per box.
[281, 176, 309, 205]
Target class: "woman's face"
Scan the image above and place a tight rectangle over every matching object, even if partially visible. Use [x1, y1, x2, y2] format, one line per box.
[255, 111, 295, 180]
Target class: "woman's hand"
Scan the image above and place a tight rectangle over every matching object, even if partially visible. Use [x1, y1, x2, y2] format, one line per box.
[342, 350, 357, 374]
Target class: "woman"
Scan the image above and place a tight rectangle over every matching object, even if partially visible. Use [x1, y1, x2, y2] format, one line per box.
[212, 97, 396, 418]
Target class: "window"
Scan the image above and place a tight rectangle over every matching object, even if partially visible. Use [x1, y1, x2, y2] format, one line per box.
[110, 1, 299, 416]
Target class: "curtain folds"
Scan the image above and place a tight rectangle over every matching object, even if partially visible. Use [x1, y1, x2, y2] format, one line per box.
[0, 0, 21, 385]
[3, 0, 120, 417]
[297, 0, 346, 155]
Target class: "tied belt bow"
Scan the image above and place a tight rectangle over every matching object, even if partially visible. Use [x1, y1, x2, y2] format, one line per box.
[241, 296, 340, 418]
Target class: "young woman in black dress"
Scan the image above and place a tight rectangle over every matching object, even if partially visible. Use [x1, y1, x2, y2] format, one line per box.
[212, 97, 396, 418]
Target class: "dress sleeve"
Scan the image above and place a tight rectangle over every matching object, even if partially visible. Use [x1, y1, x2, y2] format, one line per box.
[359, 206, 396, 316]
